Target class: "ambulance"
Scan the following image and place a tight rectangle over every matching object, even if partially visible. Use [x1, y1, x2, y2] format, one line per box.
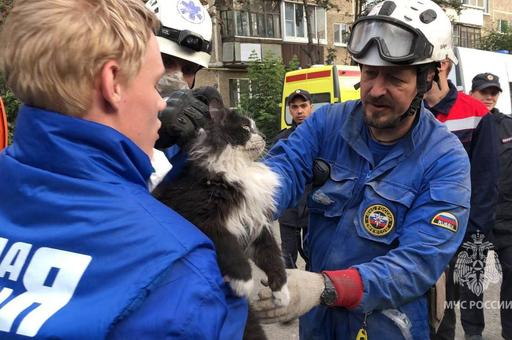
[280, 65, 361, 129]
[0, 97, 7, 150]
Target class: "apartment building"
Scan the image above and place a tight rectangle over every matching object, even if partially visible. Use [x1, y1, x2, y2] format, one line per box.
[195, 0, 512, 106]
[195, 0, 354, 107]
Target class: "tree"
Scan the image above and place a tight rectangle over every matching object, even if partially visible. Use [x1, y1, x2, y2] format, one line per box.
[481, 30, 512, 53]
[239, 53, 299, 140]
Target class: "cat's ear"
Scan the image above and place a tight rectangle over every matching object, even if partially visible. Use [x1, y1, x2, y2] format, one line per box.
[192, 86, 227, 124]
[210, 107, 228, 123]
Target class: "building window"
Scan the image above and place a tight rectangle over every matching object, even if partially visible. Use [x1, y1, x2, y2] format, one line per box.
[220, 0, 281, 38]
[334, 23, 350, 46]
[453, 24, 481, 49]
[462, 0, 487, 9]
[283, 2, 327, 43]
[285, 2, 305, 38]
[497, 19, 510, 33]
[229, 79, 250, 108]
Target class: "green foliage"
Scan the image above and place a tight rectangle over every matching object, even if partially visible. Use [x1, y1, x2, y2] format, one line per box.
[481, 31, 512, 53]
[0, 0, 19, 144]
[239, 53, 298, 141]
[325, 47, 337, 65]
[1, 84, 20, 144]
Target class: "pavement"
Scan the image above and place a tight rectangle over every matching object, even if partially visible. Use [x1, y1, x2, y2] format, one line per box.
[258, 223, 505, 340]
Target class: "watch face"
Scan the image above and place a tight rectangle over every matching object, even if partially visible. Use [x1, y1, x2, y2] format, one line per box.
[321, 289, 337, 305]
[321, 274, 338, 306]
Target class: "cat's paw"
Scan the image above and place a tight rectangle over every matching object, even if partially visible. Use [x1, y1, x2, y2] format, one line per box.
[225, 276, 254, 298]
[272, 284, 290, 306]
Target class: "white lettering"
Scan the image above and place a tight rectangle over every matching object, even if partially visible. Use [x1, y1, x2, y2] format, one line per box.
[0, 247, 91, 337]
[0, 242, 32, 281]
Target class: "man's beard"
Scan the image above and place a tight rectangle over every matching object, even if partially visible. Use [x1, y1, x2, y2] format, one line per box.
[363, 95, 407, 129]
[363, 110, 404, 129]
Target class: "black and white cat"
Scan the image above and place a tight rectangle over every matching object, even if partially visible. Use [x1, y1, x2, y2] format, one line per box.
[153, 87, 289, 339]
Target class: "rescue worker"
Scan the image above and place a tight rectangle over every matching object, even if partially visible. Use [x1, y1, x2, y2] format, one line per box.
[272, 89, 314, 269]
[146, 0, 212, 90]
[252, 0, 471, 338]
[0, 0, 246, 338]
[470, 72, 512, 340]
[144, 0, 217, 184]
[425, 59, 499, 340]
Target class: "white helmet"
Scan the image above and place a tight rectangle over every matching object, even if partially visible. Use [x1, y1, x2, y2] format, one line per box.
[146, 0, 212, 68]
[348, 0, 457, 67]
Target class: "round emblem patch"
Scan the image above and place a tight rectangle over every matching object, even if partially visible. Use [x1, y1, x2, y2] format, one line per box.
[177, 0, 205, 24]
[363, 204, 395, 236]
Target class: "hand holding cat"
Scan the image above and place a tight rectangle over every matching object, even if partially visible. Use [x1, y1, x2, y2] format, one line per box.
[155, 89, 210, 149]
[251, 269, 324, 324]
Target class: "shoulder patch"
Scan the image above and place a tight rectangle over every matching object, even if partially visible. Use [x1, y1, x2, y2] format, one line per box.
[431, 212, 458, 232]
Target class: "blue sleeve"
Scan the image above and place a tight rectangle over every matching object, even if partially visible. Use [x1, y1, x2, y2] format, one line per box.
[467, 113, 499, 236]
[354, 147, 471, 312]
[264, 106, 330, 217]
[109, 247, 248, 339]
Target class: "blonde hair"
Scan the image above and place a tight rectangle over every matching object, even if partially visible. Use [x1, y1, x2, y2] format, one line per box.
[0, 0, 159, 116]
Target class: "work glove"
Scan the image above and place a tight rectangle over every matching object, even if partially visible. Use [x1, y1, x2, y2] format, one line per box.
[155, 89, 210, 149]
[251, 269, 324, 324]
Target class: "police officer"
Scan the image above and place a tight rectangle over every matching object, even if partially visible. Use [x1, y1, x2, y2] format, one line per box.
[471, 72, 512, 340]
[273, 89, 314, 269]
[252, 0, 471, 338]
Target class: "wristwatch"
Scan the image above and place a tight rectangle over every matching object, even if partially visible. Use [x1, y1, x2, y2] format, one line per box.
[320, 273, 338, 306]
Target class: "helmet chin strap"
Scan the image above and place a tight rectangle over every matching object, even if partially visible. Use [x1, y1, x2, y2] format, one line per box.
[399, 62, 439, 121]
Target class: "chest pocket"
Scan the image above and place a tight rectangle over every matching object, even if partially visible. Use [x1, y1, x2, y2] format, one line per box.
[308, 163, 357, 218]
[354, 180, 416, 245]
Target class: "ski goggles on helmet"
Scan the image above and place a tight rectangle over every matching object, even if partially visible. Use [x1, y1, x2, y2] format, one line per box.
[348, 16, 433, 64]
[158, 26, 212, 54]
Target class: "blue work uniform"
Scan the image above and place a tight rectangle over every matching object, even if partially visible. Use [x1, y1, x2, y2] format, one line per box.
[0, 106, 246, 339]
[265, 101, 471, 339]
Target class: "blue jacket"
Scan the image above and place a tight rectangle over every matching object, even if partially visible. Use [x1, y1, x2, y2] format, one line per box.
[427, 80, 498, 237]
[0, 106, 246, 339]
[265, 101, 470, 339]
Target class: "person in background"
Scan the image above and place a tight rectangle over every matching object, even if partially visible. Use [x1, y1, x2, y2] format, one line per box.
[144, 0, 216, 187]
[425, 60, 498, 340]
[252, 0, 471, 338]
[0, 0, 246, 338]
[470, 72, 512, 340]
[272, 89, 314, 269]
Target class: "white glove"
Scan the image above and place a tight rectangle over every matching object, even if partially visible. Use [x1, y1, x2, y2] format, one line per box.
[251, 269, 324, 324]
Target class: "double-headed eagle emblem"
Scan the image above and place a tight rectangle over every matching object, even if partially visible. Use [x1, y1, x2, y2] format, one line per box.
[454, 231, 502, 296]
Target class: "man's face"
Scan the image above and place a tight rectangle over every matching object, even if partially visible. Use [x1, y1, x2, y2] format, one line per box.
[118, 35, 166, 156]
[161, 54, 201, 88]
[360, 65, 417, 129]
[289, 97, 313, 125]
[470, 87, 500, 111]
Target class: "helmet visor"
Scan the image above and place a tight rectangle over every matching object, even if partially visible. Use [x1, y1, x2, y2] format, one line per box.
[348, 16, 433, 64]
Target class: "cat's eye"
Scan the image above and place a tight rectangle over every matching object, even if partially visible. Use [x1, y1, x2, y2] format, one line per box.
[242, 126, 251, 132]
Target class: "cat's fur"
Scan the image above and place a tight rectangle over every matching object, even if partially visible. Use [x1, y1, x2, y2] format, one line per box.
[153, 87, 289, 339]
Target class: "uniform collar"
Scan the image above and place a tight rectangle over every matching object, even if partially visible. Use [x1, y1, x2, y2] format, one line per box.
[341, 101, 420, 169]
[10, 105, 153, 187]
[425, 80, 458, 116]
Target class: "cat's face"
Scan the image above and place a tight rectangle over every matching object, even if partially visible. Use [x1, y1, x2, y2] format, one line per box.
[221, 112, 266, 160]
[190, 109, 266, 162]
